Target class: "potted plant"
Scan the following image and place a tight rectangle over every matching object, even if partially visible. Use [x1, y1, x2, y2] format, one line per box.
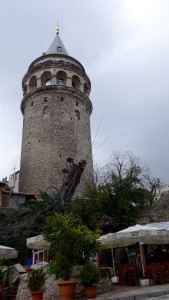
[43, 213, 100, 300]
[27, 268, 46, 300]
[79, 263, 101, 298]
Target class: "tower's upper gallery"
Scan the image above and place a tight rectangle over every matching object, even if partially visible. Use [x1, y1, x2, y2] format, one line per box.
[21, 25, 92, 114]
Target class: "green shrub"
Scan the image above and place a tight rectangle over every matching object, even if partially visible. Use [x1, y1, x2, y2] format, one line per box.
[27, 268, 46, 291]
[43, 213, 101, 280]
[79, 263, 101, 287]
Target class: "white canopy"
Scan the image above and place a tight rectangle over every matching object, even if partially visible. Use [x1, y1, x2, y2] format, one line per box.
[26, 235, 50, 250]
[146, 221, 169, 230]
[0, 245, 18, 260]
[98, 223, 169, 249]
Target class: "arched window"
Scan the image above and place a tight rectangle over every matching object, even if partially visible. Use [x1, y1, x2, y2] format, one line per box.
[43, 106, 50, 117]
[57, 71, 67, 87]
[45, 79, 51, 86]
[75, 110, 80, 120]
[57, 79, 64, 86]
[41, 71, 52, 87]
[72, 75, 80, 90]
[29, 75, 37, 91]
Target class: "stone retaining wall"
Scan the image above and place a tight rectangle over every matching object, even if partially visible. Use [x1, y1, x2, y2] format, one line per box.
[16, 273, 113, 300]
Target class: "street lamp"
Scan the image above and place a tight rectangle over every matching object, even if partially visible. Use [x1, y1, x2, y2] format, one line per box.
[46, 186, 62, 213]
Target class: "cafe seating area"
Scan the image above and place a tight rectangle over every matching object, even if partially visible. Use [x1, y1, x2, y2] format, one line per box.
[116, 262, 169, 286]
[117, 264, 140, 286]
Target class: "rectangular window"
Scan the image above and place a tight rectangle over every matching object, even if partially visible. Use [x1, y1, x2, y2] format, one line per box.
[57, 46, 62, 52]
[9, 198, 17, 207]
[18, 197, 25, 206]
[34, 250, 44, 264]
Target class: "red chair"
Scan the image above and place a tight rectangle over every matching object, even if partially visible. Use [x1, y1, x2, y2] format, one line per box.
[117, 265, 129, 285]
[149, 263, 164, 285]
[163, 263, 169, 283]
[127, 266, 140, 286]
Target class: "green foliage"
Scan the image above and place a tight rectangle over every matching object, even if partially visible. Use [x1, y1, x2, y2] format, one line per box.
[79, 263, 101, 287]
[70, 185, 103, 230]
[22, 193, 50, 210]
[71, 152, 155, 232]
[0, 193, 56, 265]
[27, 268, 46, 291]
[43, 213, 101, 280]
[21, 199, 42, 210]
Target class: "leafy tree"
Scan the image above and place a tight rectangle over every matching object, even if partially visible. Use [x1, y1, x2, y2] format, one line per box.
[43, 213, 100, 280]
[0, 193, 56, 265]
[71, 151, 158, 232]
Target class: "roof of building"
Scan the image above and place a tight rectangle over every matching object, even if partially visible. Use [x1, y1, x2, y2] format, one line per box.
[0, 181, 7, 186]
[45, 26, 69, 56]
[2, 190, 35, 197]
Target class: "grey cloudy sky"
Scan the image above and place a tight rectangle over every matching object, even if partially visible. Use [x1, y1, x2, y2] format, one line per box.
[0, 0, 169, 182]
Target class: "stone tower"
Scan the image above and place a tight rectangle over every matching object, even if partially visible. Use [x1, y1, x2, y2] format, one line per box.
[19, 26, 93, 198]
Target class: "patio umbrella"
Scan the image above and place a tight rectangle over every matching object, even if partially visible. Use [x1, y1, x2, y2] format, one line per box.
[0, 245, 18, 260]
[98, 224, 169, 278]
[98, 224, 168, 249]
[26, 235, 50, 250]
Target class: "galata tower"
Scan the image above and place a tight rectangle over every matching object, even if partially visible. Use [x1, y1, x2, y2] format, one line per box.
[19, 25, 93, 199]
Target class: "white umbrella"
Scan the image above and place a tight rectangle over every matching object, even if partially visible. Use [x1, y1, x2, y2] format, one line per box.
[146, 221, 169, 229]
[99, 224, 168, 249]
[98, 223, 169, 278]
[0, 245, 18, 260]
[26, 235, 50, 250]
[116, 224, 167, 246]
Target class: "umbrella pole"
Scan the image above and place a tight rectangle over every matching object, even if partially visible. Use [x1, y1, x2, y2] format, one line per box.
[111, 247, 116, 276]
[139, 242, 145, 278]
[5, 260, 10, 288]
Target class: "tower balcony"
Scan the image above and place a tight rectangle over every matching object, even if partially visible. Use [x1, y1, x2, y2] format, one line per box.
[20, 85, 92, 114]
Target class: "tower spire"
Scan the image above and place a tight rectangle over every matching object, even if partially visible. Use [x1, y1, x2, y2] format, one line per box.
[56, 21, 59, 35]
[46, 22, 68, 55]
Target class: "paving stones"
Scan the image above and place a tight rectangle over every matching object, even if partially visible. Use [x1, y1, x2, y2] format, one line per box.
[148, 296, 169, 300]
[95, 284, 169, 300]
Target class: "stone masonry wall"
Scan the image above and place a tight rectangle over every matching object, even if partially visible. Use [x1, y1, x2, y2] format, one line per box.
[16, 273, 113, 300]
[19, 54, 93, 199]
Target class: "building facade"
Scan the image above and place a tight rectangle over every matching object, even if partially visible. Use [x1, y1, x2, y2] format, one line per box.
[9, 170, 20, 193]
[19, 27, 93, 198]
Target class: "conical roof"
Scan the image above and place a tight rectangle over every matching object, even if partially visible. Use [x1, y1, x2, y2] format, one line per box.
[46, 28, 69, 56]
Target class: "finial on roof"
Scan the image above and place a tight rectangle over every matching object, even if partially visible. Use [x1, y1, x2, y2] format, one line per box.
[56, 21, 59, 35]
[46, 23, 69, 55]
